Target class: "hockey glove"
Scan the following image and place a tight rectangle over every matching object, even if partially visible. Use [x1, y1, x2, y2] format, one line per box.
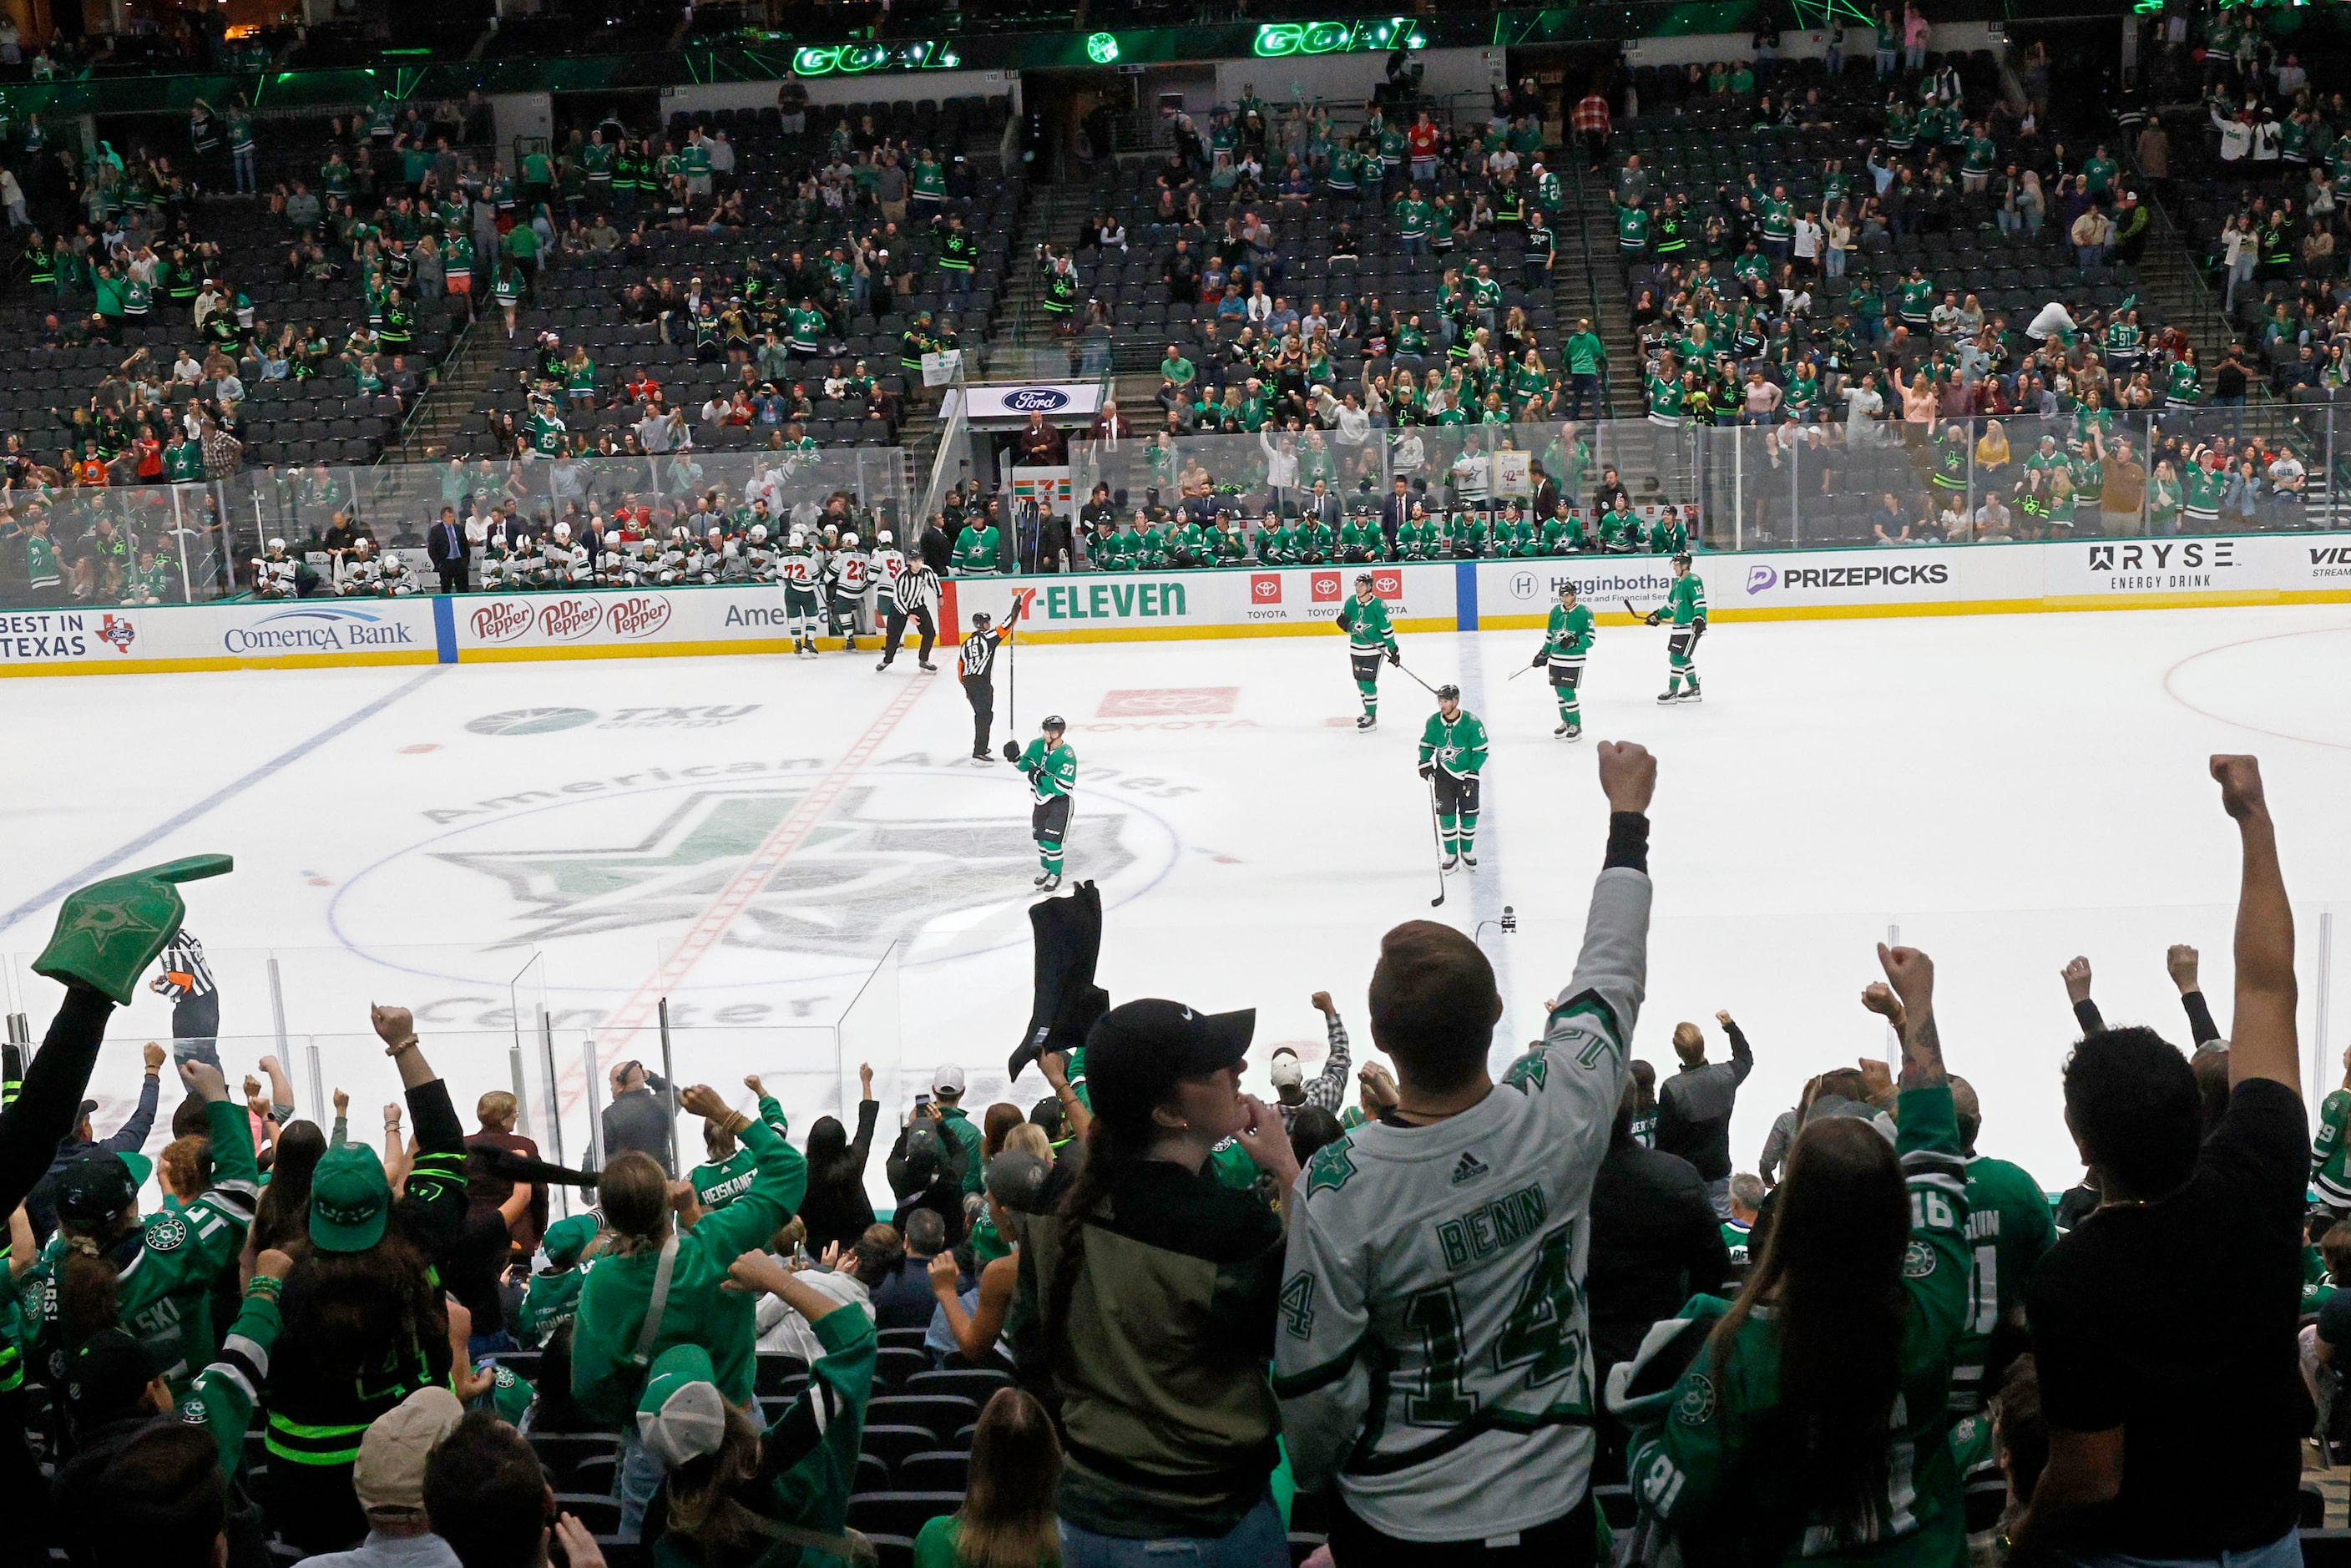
[35, 854, 234, 1004]
[1644, 610, 1663, 627]
[1530, 648, 1548, 669]
[1000, 740, 1022, 763]
[1694, 616, 1708, 635]
[1387, 648, 1401, 666]
[1418, 763, 1436, 781]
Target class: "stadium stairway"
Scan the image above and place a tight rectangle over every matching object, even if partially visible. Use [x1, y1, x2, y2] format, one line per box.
[378, 314, 505, 463]
[1560, 164, 1638, 421]
[1001, 185, 1095, 347]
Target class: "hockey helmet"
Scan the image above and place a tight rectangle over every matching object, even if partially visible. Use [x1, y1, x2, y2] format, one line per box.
[1558, 579, 1577, 598]
[1672, 551, 1693, 569]
[554, 522, 572, 540]
[877, 529, 893, 544]
[265, 537, 286, 553]
[1354, 572, 1374, 586]
[351, 535, 373, 552]
[972, 610, 993, 630]
[671, 526, 689, 542]
[842, 531, 859, 548]
[1436, 683, 1461, 702]
[787, 530, 805, 546]
[750, 524, 769, 543]
[1040, 714, 1066, 732]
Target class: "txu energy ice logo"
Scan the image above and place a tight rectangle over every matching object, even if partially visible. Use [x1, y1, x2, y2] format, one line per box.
[223, 605, 419, 654]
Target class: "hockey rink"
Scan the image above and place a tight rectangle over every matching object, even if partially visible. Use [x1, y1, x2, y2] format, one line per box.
[5, 601, 2351, 1200]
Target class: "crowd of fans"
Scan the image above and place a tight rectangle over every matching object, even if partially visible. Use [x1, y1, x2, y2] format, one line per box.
[2, 741, 2325, 1568]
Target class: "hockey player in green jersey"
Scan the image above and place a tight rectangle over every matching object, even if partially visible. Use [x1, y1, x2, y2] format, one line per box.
[1333, 573, 1401, 731]
[1646, 552, 1706, 703]
[2314, 1045, 2351, 1212]
[1006, 715, 1078, 890]
[1533, 579, 1595, 739]
[688, 1074, 791, 1211]
[1417, 684, 1489, 869]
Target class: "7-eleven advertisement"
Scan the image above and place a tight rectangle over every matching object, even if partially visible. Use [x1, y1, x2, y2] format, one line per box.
[946, 564, 1458, 641]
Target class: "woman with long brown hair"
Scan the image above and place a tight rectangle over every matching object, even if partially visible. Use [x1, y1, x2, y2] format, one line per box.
[913, 1388, 1062, 1567]
[1625, 945, 1972, 1565]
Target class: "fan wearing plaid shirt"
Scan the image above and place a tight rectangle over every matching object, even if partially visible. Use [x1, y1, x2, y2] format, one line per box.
[1572, 89, 1613, 169]
[1269, 991, 1356, 1134]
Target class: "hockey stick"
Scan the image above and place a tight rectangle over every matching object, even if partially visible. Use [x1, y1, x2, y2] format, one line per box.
[1625, 597, 1661, 627]
[1393, 659, 1444, 697]
[1005, 588, 1033, 731]
[1424, 771, 1448, 908]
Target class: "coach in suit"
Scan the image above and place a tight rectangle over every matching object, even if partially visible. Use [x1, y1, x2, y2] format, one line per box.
[427, 506, 470, 594]
[1529, 464, 1563, 528]
[1378, 475, 1413, 558]
[1306, 480, 1342, 532]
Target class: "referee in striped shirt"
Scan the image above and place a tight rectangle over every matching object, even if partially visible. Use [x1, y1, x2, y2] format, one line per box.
[149, 928, 221, 1069]
[876, 556, 942, 672]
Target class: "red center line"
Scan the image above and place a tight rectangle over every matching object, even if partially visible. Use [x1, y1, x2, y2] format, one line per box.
[589, 670, 939, 1061]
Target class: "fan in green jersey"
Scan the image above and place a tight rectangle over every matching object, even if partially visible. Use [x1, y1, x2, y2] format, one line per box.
[1644, 553, 1707, 703]
[2313, 1045, 2351, 1212]
[1333, 573, 1402, 731]
[689, 1075, 792, 1211]
[1622, 943, 1973, 1568]
[1004, 716, 1077, 890]
[1417, 685, 1489, 869]
[1532, 579, 1595, 739]
[1945, 1076, 2055, 1414]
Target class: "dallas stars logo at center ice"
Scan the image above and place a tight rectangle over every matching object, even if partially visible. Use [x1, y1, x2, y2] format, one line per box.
[1329, 555, 1708, 898]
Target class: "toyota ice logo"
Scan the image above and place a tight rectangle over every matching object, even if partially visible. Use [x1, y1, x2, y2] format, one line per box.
[1005, 388, 1070, 412]
[1746, 565, 1777, 594]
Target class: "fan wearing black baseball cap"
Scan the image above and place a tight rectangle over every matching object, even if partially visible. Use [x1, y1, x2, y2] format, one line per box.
[1022, 998, 1299, 1562]
[44, 1055, 256, 1399]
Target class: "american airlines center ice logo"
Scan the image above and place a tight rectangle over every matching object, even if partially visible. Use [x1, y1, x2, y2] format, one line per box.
[429, 783, 1139, 954]
[1005, 387, 1070, 413]
[1747, 566, 1777, 595]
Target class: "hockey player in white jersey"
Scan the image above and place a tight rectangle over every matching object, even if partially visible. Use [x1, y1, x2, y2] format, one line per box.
[1276, 741, 1658, 1558]
[742, 524, 779, 582]
[335, 536, 382, 596]
[781, 530, 822, 655]
[656, 528, 690, 585]
[691, 526, 728, 584]
[826, 530, 869, 652]
[511, 533, 549, 589]
[544, 522, 589, 585]
[252, 539, 300, 599]
[867, 529, 908, 589]
[376, 547, 417, 596]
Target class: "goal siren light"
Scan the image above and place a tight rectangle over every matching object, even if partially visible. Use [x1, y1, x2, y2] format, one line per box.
[1086, 31, 1121, 63]
[1253, 17, 1426, 58]
[791, 39, 963, 76]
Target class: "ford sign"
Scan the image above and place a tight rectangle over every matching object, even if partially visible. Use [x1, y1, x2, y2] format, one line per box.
[1005, 387, 1071, 413]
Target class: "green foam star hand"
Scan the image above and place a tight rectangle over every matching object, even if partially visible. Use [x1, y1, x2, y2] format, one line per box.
[34, 854, 233, 1004]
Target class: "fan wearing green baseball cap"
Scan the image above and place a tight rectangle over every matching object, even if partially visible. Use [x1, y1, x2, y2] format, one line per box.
[43, 1056, 257, 1399]
[572, 1083, 807, 1542]
[264, 1004, 474, 1555]
[635, 1253, 876, 1568]
[515, 1211, 604, 1350]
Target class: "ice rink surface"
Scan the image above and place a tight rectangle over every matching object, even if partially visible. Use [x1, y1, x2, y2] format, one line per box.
[6, 600, 2351, 1197]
